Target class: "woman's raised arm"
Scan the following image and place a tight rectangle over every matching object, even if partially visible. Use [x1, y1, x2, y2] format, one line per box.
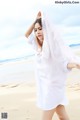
[25, 23, 34, 38]
[25, 11, 41, 38]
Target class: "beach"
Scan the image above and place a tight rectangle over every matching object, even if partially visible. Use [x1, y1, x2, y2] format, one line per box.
[0, 58, 80, 120]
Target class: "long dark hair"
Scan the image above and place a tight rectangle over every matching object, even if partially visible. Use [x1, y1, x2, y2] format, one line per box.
[34, 18, 43, 47]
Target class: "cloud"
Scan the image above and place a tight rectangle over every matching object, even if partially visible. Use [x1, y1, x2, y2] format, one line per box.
[0, 35, 34, 59]
[60, 26, 80, 46]
[0, 0, 80, 60]
[44, 5, 80, 25]
[62, 15, 80, 26]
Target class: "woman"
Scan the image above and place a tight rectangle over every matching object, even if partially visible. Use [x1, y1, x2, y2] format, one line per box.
[25, 11, 80, 120]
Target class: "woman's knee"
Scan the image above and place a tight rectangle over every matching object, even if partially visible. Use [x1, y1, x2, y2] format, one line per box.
[58, 115, 70, 120]
[56, 105, 70, 120]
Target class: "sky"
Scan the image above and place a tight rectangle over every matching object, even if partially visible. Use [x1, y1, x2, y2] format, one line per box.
[0, 0, 80, 61]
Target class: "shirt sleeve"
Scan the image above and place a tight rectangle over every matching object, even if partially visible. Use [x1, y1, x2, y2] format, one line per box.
[27, 34, 37, 50]
[63, 59, 71, 72]
[60, 57, 72, 73]
[27, 34, 35, 44]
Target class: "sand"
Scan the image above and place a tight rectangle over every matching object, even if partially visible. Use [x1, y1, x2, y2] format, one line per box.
[0, 59, 80, 120]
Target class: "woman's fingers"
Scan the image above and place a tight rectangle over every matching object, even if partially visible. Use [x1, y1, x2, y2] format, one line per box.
[37, 11, 41, 19]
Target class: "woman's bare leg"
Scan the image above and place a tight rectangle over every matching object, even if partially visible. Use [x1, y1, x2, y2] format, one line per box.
[56, 105, 70, 120]
[42, 108, 56, 120]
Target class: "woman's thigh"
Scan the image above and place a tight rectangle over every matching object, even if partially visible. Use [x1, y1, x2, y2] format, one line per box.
[56, 105, 70, 120]
[42, 108, 56, 120]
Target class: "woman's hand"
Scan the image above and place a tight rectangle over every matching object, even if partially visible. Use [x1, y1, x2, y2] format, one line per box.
[67, 63, 80, 70]
[36, 11, 41, 19]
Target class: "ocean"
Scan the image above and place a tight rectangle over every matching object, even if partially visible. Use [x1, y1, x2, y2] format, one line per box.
[0, 54, 35, 64]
